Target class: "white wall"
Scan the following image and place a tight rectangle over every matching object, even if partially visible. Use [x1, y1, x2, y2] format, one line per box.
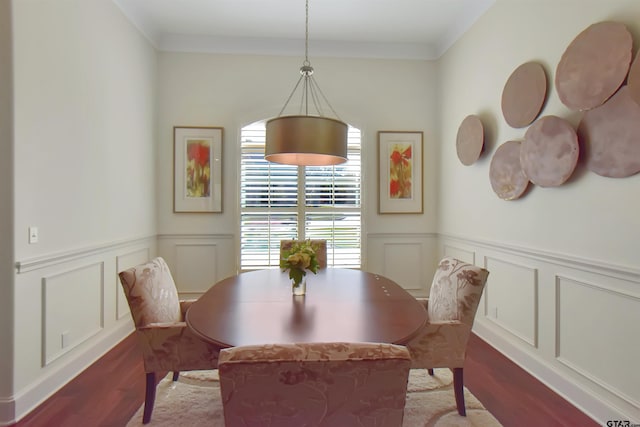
[13, 0, 157, 258]
[438, 0, 640, 423]
[4, 0, 158, 424]
[156, 53, 441, 294]
[0, 0, 15, 423]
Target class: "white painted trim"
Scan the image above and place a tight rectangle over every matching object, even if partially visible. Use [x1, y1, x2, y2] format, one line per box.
[15, 235, 155, 274]
[1, 322, 134, 425]
[157, 233, 233, 240]
[441, 233, 640, 279]
[160, 34, 438, 60]
[484, 254, 539, 348]
[0, 398, 14, 427]
[443, 244, 476, 264]
[554, 275, 640, 409]
[368, 232, 437, 239]
[473, 320, 613, 425]
[41, 261, 106, 366]
[446, 231, 640, 424]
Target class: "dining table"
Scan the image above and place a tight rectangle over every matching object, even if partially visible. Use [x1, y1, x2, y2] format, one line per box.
[186, 267, 427, 348]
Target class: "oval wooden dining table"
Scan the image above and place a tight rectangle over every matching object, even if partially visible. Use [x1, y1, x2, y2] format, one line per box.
[186, 268, 427, 348]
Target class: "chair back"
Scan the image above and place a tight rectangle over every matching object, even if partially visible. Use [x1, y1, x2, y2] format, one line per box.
[118, 257, 182, 327]
[280, 239, 328, 268]
[218, 342, 411, 427]
[428, 257, 489, 325]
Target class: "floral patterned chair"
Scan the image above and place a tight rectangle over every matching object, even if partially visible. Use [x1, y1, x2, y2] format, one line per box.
[280, 239, 328, 268]
[118, 257, 221, 424]
[405, 257, 489, 416]
[218, 342, 411, 427]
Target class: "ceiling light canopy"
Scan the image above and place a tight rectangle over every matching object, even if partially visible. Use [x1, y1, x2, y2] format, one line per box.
[264, 0, 348, 166]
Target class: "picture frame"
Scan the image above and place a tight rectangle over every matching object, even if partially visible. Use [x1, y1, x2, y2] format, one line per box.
[378, 131, 424, 214]
[174, 126, 223, 213]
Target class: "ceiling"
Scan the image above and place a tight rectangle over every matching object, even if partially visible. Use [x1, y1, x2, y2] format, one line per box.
[112, 0, 495, 60]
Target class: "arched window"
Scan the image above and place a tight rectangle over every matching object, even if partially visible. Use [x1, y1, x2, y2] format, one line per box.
[240, 120, 361, 270]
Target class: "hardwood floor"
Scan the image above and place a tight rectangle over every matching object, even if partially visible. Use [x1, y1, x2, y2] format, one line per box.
[11, 332, 598, 427]
[13, 333, 146, 427]
[464, 334, 598, 427]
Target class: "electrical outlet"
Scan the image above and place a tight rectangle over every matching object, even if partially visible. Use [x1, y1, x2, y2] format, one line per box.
[61, 331, 70, 348]
[28, 226, 38, 244]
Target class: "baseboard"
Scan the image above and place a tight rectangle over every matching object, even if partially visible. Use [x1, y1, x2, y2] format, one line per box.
[0, 397, 14, 427]
[473, 320, 625, 425]
[0, 321, 133, 425]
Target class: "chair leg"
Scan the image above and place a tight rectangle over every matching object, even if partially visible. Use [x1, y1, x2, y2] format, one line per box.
[172, 371, 180, 381]
[453, 367, 466, 416]
[427, 368, 434, 376]
[143, 372, 157, 424]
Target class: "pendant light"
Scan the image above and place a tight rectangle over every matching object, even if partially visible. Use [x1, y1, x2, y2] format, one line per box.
[264, 0, 348, 166]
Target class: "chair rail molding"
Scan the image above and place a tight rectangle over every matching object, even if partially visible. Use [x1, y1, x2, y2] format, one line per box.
[367, 232, 438, 296]
[157, 233, 234, 240]
[15, 234, 156, 274]
[367, 232, 438, 239]
[157, 233, 236, 297]
[440, 232, 640, 280]
[7, 235, 155, 425]
[442, 233, 640, 424]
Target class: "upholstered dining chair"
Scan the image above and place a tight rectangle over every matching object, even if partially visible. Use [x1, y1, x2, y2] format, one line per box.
[218, 342, 411, 427]
[405, 256, 489, 417]
[280, 239, 328, 268]
[118, 257, 221, 424]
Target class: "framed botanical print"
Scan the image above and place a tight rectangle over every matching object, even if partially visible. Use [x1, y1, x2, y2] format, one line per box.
[378, 131, 423, 214]
[173, 126, 223, 212]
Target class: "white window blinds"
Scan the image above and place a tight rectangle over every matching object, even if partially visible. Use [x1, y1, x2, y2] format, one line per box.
[240, 120, 361, 270]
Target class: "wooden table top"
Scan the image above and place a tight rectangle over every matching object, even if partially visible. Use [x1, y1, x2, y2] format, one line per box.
[186, 268, 427, 348]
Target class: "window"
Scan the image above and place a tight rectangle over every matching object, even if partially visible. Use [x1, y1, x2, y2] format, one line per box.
[240, 120, 361, 270]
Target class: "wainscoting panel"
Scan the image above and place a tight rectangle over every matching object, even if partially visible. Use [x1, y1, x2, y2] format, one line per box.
[440, 233, 640, 424]
[157, 234, 236, 298]
[484, 256, 538, 347]
[10, 236, 155, 425]
[115, 248, 151, 320]
[443, 244, 476, 264]
[556, 275, 640, 408]
[175, 244, 218, 294]
[367, 233, 438, 297]
[42, 262, 104, 366]
[383, 243, 423, 291]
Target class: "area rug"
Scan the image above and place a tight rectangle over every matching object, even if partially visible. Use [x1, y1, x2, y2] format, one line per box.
[127, 369, 502, 426]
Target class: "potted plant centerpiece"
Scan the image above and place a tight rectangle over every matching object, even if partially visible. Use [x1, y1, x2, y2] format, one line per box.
[280, 240, 319, 296]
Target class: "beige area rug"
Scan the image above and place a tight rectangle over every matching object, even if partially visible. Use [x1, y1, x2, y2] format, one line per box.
[127, 369, 502, 427]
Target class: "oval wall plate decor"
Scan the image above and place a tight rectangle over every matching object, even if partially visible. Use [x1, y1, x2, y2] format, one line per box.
[501, 61, 547, 128]
[521, 116, 579, 187]
[555, 21, 632, 111]
[456, 115, 484, 166]
[577, 86, 640, 178]
[489, 140, 529, 200]
[627, 52, 640, 106]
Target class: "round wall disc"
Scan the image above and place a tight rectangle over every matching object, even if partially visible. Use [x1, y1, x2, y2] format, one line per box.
[627, 52, 640, 106]
[555, 21, 632, 111]
[501, 61, 547, 128]
[490, 140, 529, 200]
[456, 115, 484, 166]
[521, 116, 579, 187]
[577, 86, 640, 178]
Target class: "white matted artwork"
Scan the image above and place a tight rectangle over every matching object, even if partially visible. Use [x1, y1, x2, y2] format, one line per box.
[378, 131, 423, 214]
[174, 126, 223, 213]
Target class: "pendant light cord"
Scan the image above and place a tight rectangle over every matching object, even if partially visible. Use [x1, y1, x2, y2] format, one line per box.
[276, 0, 342, 121]
[303, 0, 311, 65]
[304, 0, 310, 66]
